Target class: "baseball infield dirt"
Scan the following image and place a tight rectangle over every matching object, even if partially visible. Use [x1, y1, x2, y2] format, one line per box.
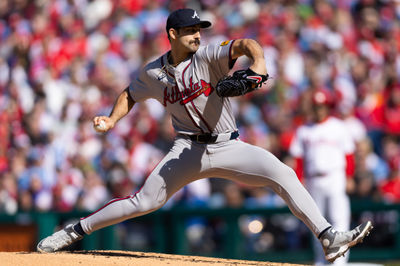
[0, 250, 307, 266]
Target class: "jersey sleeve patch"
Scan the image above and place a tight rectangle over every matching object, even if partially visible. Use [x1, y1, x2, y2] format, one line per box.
[220, 40, 230, 46]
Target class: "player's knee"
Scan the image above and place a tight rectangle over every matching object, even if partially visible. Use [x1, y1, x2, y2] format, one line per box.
[135, 187, 167, 212]
[281, 164, 298, 181]
[287, 166, 298, 180]
[139, 201, 165, 213]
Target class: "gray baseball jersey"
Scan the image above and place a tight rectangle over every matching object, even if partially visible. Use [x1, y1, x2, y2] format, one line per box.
[128, 40, 236, 134]
[80, 40, 331, 240]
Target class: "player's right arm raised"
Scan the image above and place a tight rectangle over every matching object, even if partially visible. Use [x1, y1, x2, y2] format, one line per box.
[93, 87, 135, 132]
[215, 39, 269, 97]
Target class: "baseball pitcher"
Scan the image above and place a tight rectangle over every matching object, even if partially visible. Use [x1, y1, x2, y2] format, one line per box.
[37, 9, 372, 263]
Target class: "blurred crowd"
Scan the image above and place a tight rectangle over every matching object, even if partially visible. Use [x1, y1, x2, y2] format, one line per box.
[1, 0, 400, 216]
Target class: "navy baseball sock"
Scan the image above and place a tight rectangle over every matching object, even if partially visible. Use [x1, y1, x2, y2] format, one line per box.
[73, 222, 86, 236]
[318, 226, 332, 239]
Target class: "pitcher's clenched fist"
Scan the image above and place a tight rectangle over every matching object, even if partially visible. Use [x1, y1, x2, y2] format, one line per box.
[93, 116, 114, 133]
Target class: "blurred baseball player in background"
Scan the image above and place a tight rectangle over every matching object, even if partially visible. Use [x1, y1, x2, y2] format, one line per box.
[289, 89, 356, 265]
[37, 8, 372, 263]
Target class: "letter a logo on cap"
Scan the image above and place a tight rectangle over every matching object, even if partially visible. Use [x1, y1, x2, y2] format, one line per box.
[192, 10, 199, 19]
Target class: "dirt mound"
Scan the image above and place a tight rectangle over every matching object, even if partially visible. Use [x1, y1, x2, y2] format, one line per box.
[0, 250, 306, 266]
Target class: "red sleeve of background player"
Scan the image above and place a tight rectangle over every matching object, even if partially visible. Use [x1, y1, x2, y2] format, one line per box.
[294, 157, 304, 183]
[345, 153, 355, 178]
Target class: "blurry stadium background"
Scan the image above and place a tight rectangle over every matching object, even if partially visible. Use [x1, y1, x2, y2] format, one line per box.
[1, 0, 400, 264]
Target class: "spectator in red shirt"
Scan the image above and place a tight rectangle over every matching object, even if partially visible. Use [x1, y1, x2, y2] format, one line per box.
[383, 84, 400, 136]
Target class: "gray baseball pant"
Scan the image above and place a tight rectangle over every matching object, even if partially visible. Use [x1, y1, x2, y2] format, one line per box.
[80, 137, 331, 237]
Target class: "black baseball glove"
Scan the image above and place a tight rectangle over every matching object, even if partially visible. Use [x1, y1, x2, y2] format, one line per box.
[216, 68, 269, 97]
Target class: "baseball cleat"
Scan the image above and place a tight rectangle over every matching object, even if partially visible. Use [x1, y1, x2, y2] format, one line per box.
[37, 224, 83, 253]
[320, 221, 373, 263]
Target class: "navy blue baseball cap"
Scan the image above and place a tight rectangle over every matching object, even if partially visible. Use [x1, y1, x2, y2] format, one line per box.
[166, 8, 211, 33]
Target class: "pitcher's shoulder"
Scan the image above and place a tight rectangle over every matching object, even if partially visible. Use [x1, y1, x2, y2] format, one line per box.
[142, 55, 164, 71]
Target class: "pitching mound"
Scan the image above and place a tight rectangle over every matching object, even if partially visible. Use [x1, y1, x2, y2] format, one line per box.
[0, 250, 306, 266]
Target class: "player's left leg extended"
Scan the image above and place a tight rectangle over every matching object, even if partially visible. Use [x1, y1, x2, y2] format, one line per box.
[207, 139, 331, 236]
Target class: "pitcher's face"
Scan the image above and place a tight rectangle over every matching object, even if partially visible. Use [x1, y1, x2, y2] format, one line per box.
[171, 25, 201, 54]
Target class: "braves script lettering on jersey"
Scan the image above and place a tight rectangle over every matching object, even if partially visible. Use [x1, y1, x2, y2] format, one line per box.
[163, 78, 213, 105]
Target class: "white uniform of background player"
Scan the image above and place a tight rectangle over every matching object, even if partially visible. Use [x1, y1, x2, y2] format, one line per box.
[37, 9, 372, 262]
[290, 89, 355, 265]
